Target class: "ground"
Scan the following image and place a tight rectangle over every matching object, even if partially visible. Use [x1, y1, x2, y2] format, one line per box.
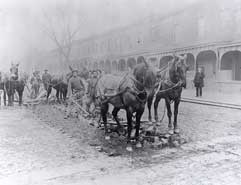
[0, 101, 241, 185]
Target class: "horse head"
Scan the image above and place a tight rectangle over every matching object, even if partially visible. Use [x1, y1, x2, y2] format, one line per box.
[169, 54, 189, 88]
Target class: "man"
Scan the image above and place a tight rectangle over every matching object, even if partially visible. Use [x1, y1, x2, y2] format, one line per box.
[30, 71, 41, 98]
[67, 69, 85, 104]
[86, 70, 99, 113]
[194, 67, 205, 97]
[42, 69, 52, 91]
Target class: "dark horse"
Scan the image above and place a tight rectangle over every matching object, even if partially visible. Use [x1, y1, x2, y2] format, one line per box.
[4, 64, 26, 106]
[95, 59, 156, 151]
[46, 69, 87, 102]
[147, 54, 189, 134]
[46, 75, 68, 102]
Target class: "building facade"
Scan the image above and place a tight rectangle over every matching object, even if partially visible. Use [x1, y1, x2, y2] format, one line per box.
[38, 0, 241, 92]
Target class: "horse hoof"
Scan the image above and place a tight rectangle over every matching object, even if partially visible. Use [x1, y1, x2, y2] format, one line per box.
[126, 146, 133, 152]
[136, 142, 142, 148]
[105, 135, 110, 140]
[174, 129, 180, 134]
[168, 129, 174, 135]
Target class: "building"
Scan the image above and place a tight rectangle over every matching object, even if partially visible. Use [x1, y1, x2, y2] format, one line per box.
[37, 0, 241, 92]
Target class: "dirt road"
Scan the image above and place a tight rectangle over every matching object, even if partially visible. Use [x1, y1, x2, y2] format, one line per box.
[0, 103, 241, 185]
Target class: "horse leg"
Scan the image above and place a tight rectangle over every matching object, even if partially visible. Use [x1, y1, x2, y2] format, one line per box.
[56, 89, 60, 103]
[147, 94, 153, 122]
[46, 86, 52, 101]
[3, 90, 6, 106]
[165, 98, 173, 134]
[18, 90, 23, 106]
[63, 87, 67, 101]
[173, 99, 180, 134]
[154, 96, 161, 123]
[112, 107, 123, 135]
[135, 107, 144, 148]
[126, 108, 133, 152]
[101, 103, 110, 140]
[8, 94, 12, 106]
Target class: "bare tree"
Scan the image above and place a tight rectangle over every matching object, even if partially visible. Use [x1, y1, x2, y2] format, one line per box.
[41, 3, 81, 64]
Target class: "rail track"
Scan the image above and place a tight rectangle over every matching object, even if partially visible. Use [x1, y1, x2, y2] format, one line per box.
[181, 97, 241, 110]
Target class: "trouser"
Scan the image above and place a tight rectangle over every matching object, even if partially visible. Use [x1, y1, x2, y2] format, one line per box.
[196, 87, 202, 97]
[31, 84, 40, 98]
[44, 83, 49, 91]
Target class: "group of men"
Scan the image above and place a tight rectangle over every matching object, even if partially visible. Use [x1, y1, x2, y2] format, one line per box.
[28, 68, 101, 113]
[29, 69, 52, 98]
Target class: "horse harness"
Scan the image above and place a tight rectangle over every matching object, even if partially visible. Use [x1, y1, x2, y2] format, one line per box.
[152, 61, 183, 105]
[97, 73, 147, 105]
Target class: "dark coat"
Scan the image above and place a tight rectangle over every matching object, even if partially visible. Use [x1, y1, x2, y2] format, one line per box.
[194, 72, 205, 87]
[87, 77, 98, 98]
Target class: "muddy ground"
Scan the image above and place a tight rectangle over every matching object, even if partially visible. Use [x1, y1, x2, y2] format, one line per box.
[31, 101, 241, 165]
[1, 101, 241, 185]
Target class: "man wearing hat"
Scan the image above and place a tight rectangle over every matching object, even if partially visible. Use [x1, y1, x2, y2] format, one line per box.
[194, 66, 205, 97]
[67, 69, 85, 104]
[42, 69, 52, 91]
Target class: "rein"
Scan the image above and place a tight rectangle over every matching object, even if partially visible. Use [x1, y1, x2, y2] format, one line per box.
[152, 61, 183, 105]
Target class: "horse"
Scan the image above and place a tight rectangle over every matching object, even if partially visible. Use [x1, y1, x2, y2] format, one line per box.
[4, 63, 27, 106]
[46, 70, 87, 103]
[46, 75, 68, 102]
[95, 60, 156, 151]
[147, 54, 189, 134]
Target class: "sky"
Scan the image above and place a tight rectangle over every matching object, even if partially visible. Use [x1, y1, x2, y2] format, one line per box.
[0, 0, 200, 71]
